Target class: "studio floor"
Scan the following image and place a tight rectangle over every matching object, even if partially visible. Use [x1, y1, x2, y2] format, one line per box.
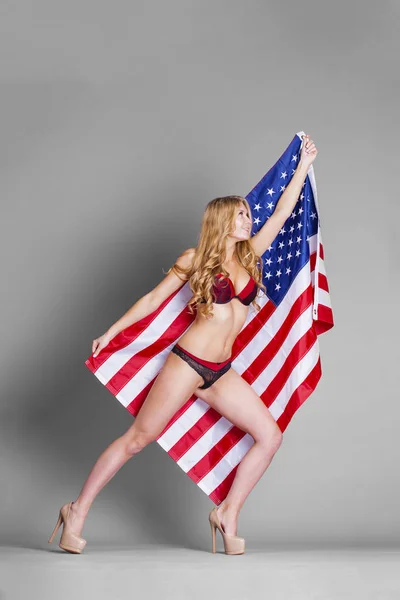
[1, 545, 399, 600]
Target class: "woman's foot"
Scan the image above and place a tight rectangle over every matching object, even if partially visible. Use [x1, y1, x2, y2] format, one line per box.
[216, 503, 239, 536]
[65, 501, 87, 538]
[48, 502, 88, 554]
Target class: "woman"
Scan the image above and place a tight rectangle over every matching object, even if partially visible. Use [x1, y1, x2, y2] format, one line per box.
[48, 134, 318, 555]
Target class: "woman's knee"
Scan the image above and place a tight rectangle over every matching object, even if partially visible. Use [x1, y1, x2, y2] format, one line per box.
[123, 427, 155, 456]
[256, 422, 283, 452]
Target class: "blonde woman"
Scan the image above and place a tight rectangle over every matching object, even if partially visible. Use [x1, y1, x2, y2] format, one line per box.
[48, 134, 318, 555]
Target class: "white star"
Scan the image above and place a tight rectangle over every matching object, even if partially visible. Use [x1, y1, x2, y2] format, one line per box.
[267, 187, 275, 196]
[286, 267, 291, 275]
[277, 255, 283, 264]
[278, 241, 284, 249]
[300, 193, 304, 201]
[254, 217, 261, 225]
[302, 181, 306, 187]
[287, 252, 292, 259]
[267, 201, 274, 210]
[280, 185, 286, 192]
[298, 206, 304, 214]
[290, 211, 296, 219]
[297, 222, 303, 229]
[276, 269, 282, 277]
[253, 203, 261, 211]
[296, 249, 301, 257]
[267, 245, 273, 251]
[265, 257, 272, 266]
[288, 238, 293, 246]
[280, 171, 288, 179]
[275, 283, 281, 291]
[291, 168, 296, 174]
[289, 225, 294, 233]
[296, 236, 302, 243]
[265, 271, 272, 279]
[279, 227, 286, 235]
[311, 211, 317, 219]
[291, 154, 298, 162]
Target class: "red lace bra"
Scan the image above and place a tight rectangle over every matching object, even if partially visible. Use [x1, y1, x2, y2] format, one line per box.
[201, 272, 258, 306]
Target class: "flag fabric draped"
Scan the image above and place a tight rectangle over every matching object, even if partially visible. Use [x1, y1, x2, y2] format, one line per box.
[85, 130, 334, 505]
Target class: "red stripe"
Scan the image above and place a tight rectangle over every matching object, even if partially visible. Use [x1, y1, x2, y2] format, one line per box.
[310, 249, 316, 272]
[319, 271, 329, 292]
[314, 305, 334, 335]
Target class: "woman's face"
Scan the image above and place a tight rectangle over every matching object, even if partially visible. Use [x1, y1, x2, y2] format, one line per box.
[230, 202, 252, 240]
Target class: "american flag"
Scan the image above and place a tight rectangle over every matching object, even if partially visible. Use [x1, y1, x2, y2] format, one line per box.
[85, 131, 334, 505]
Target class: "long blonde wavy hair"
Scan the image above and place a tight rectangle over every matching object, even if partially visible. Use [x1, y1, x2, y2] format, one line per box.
[165, 195, 266, 319]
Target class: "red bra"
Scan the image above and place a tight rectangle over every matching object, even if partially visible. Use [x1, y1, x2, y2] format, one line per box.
[210, 273, 258, 306]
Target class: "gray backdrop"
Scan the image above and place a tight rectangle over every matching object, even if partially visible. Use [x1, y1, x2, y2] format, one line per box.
[1, 0, 399, 549]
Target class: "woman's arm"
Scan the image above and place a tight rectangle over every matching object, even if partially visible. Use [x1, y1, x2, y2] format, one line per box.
[106, 292, 161, 339]
[105, 247, 196, 339]
[249, 134, 317, 257]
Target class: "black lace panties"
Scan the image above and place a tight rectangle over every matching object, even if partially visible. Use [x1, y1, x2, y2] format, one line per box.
[171, 345, 232, 389]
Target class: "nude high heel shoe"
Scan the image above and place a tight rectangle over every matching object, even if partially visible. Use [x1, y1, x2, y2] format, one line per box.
[209, 507, 245, 555]
[48, 502, 87, 554]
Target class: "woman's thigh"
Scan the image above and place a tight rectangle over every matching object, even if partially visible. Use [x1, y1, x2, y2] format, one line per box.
[195, 367, 282, 444]
[127, 350, 204, 442]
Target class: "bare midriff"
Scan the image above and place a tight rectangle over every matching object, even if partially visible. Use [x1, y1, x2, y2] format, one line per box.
[176, 299, 249, 363]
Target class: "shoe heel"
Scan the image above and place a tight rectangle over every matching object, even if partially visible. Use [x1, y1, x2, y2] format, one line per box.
[48, 511, 63, 544]
[208, 506, 245, 555]
[48, 502, 87, 554]
[209, 520, 217, 554]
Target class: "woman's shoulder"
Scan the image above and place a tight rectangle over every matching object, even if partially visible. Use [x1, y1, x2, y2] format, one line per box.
[175, 247, 196, 269]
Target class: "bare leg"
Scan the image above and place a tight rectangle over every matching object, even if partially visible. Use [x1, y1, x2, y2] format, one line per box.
[195, 367, 283, 537]
[66, 352, 204, 537]
[216, 437, 281, 536]
[67, 434, 139, 536]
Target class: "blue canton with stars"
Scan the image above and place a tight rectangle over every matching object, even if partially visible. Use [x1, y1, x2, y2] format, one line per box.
[245, 133, 319, 307]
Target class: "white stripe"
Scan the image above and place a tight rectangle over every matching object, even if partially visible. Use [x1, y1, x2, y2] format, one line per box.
[317, 256, 327, 277]
[308, 232, 318, 254]
[317, 288, 332, 310]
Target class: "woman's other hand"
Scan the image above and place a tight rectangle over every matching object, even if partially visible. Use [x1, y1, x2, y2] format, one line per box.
[92, 331, 114, 357]
[300, 133, 318, 167]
